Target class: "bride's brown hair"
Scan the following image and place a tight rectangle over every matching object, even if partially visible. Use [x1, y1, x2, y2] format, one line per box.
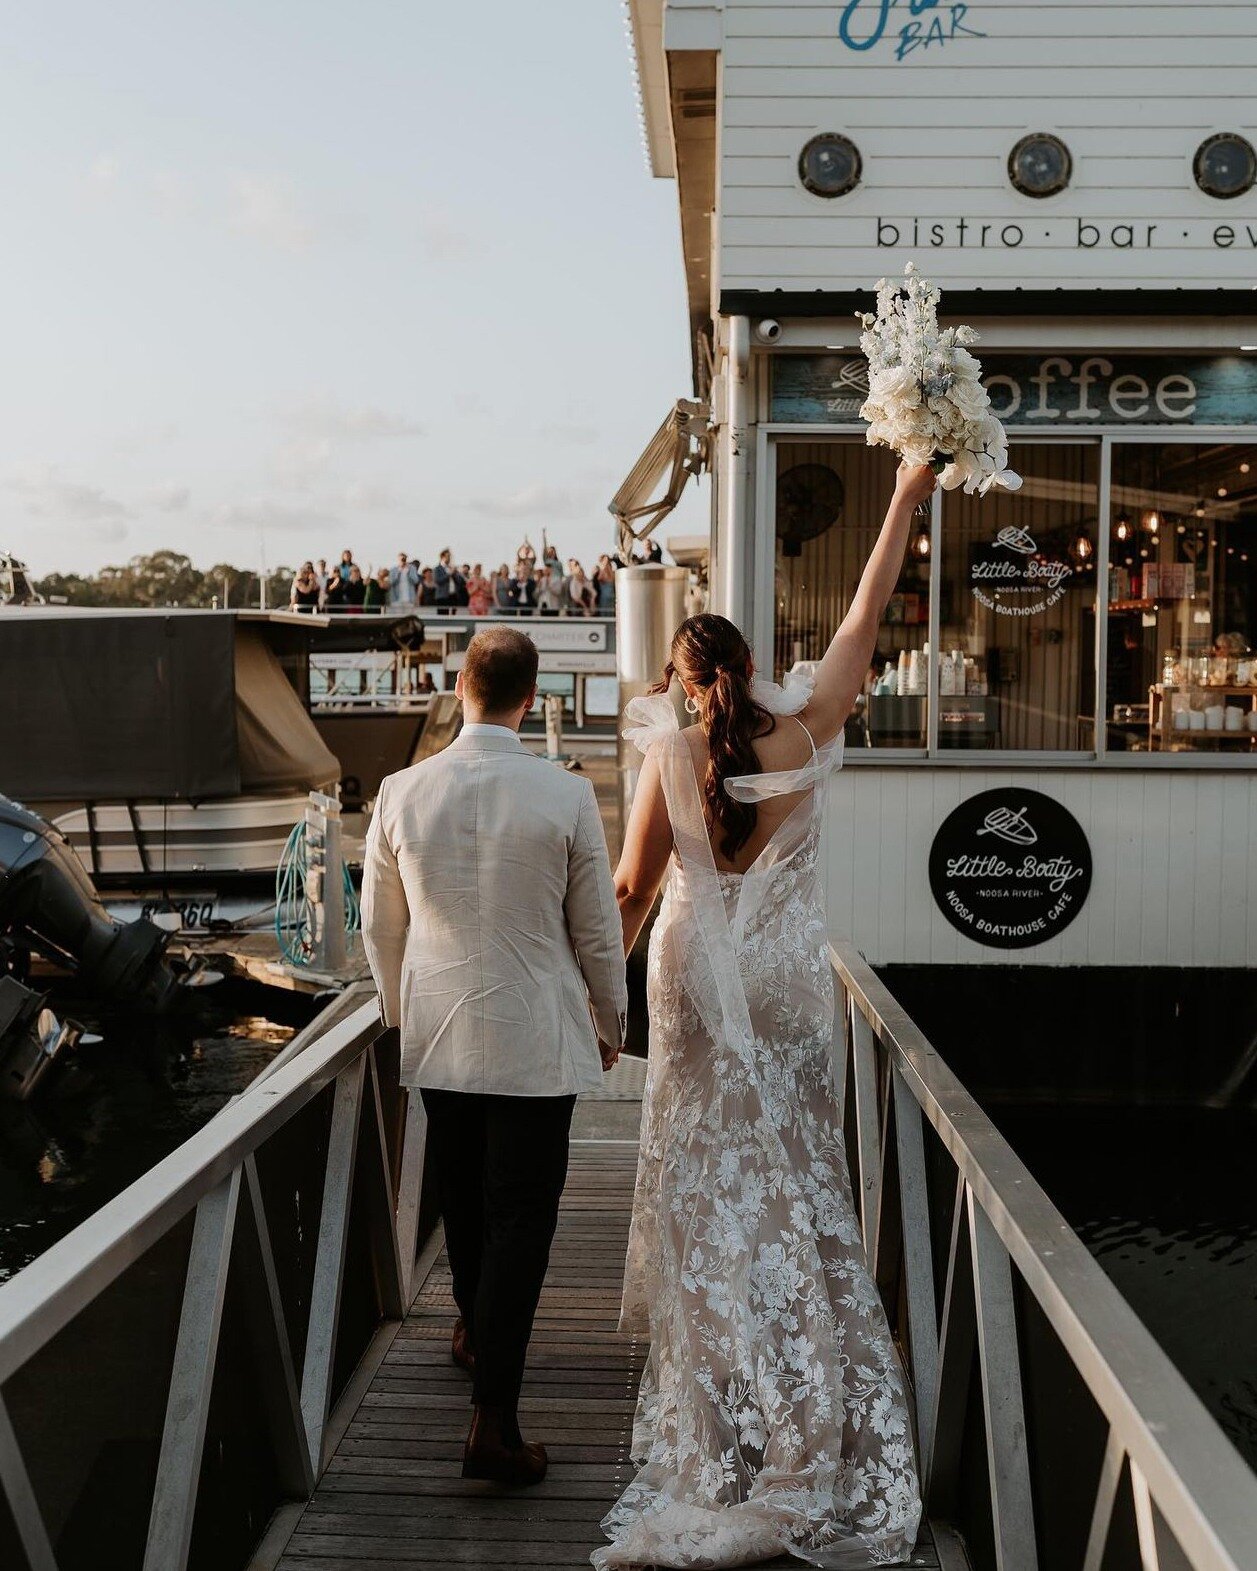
[652, 614, 773, 858]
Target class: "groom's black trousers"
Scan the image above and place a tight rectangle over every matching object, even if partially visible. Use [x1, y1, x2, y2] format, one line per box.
[420, 1087, 576, 1415]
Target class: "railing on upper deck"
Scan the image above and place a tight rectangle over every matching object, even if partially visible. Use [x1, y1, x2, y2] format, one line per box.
[831, 940, 1257, 1571]
[0, 988, 427, 1571]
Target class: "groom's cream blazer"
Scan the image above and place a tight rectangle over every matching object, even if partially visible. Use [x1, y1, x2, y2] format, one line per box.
[362, 723, 627, 1096]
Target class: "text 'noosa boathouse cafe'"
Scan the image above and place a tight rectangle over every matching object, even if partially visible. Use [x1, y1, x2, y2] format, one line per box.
[623, 0, 1257, 972]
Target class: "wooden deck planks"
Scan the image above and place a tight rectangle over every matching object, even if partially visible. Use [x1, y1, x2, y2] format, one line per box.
[274, 1139, 947, 1571]
[275, 1144, 643, 1571]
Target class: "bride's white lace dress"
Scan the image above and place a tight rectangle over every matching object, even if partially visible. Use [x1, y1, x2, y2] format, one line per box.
[594, 685, 921, 1570]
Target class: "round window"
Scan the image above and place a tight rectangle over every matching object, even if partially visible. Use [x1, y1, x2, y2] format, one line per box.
[1194, 133, 1257, 199]
[798, 134, 862, 199]
[1008, 133, 1072, 198]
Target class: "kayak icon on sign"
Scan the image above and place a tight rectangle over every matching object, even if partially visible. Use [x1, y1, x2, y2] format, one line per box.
[976, 804, 1038, 846]
[995, 525, 1037, 555]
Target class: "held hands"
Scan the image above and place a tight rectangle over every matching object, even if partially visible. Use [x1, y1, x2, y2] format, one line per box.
[600, 1040, 620, 1072]
[894, 461, 938, 511]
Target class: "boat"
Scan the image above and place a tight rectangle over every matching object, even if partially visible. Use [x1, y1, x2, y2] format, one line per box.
[0, 606, 464, 931]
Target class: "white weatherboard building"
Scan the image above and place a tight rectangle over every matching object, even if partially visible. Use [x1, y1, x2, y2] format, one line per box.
[623, 0, 1257, 967]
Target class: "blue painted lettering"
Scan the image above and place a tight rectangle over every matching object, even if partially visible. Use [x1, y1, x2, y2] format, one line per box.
[840, 0, 985, 59]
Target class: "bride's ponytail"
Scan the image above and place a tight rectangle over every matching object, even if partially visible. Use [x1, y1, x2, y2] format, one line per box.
[661, 614, 772, 859]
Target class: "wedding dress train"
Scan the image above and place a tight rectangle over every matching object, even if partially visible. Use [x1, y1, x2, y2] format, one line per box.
[594, 691, 921, 1570]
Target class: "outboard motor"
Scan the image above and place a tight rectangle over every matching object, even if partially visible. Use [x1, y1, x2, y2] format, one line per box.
[0, 795, 180, 1013]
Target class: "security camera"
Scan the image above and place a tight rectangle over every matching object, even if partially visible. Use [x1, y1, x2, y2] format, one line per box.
[754, 319, 782, 344]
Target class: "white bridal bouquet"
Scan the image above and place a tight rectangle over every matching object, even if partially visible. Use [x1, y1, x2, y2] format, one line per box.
[858, 262, 1022, 495]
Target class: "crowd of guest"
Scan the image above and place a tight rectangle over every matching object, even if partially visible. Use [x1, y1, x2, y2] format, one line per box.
[289, 534, 664, 616]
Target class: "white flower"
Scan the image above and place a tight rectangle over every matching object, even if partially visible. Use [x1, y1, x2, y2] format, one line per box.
[855, 262, 1020, 496]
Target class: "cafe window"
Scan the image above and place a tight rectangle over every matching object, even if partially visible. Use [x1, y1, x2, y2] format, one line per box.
[774, 441, 931, 749]
[937, 441, 1099, 751]
[1108, 441, 1257, 753]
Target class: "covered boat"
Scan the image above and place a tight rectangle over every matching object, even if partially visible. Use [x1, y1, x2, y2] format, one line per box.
[0, 609, 340, 886]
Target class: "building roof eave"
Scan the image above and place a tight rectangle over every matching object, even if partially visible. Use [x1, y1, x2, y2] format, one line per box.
[625, 0, 674, 179]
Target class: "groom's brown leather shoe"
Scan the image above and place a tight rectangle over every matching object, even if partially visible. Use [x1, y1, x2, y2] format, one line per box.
[451, 1317, 476, 1377]
[461, 1405, 548, 1486]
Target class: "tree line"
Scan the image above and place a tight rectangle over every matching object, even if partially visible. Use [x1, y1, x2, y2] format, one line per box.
[34, 551, 295, 609]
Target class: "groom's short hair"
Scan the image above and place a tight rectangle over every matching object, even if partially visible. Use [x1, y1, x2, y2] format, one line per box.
[462, 627, 538, 713]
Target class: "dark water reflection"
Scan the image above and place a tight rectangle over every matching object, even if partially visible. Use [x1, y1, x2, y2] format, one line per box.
[997, 1104, 1257, 1472]
[880, 965, 1257, 1474]
[0, 981, 314, 1284]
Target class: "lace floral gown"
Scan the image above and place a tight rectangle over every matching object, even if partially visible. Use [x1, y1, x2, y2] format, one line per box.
[595, 691, 921, 1570]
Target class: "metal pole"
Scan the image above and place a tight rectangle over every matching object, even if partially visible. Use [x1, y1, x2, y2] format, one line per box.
[716, 315, 750, 625]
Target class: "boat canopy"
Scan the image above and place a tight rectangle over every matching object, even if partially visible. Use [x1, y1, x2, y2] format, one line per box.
[0, 610, 338, 800]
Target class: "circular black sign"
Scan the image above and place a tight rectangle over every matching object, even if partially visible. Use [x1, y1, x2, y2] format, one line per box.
[928, 788, 1092, 949]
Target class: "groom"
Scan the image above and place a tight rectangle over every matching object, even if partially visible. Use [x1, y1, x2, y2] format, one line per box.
[362, 626, 627, 1485]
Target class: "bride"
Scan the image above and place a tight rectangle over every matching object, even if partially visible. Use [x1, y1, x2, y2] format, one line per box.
[595, 462, 937, 1570]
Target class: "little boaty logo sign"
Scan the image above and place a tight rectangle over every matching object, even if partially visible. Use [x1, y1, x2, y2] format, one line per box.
[969, 526, 1074, 617]
[929, 788, 1092, 949]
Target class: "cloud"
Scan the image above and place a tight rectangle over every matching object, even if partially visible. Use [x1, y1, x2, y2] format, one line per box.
[7, 468, 131, 524]
[140, 483, 191, 512]
[461, 481, 597, 521]
[215, 498, 342, 534]
[88, 152, 120, 190]
[419, 210, 476, 262]
[284, 397, 423, 442]
[270, 438, 334, 488]
[340, 481, 405, 510]
[538, 421, 600, 448]
[227, 173, 315, 250]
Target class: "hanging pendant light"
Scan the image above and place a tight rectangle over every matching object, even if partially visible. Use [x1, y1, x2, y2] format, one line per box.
[1115, 514, 1131, 542]
[911, 527, 931, 559]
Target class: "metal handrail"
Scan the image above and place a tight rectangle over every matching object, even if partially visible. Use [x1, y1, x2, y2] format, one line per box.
[0, 991, 428, 1571]
[0, 999, 380, 1384]
[831, 940, 1257, 1571]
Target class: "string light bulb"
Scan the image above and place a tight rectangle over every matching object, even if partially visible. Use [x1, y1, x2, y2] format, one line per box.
[911, 527, 931, 560]
[1115, 515, 1131, 541]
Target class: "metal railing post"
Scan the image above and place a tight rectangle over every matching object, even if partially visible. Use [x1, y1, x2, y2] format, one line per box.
[299, 1058, 366, 1473]
[0, 1392, 58, 1571]
[144, 1172, 242, 1571]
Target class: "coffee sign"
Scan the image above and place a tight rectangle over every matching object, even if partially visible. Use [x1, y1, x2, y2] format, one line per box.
[770, 353, 1257, 427]
[929, 788, 1092, 949]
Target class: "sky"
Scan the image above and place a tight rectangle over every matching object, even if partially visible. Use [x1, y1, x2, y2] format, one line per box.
[1, 1, 706, 579]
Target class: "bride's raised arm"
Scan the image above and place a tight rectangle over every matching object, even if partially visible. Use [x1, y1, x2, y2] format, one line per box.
[800, 460, 937, 744]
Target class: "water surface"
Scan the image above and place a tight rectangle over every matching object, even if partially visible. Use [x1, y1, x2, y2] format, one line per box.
[0, 980, 313, 1283]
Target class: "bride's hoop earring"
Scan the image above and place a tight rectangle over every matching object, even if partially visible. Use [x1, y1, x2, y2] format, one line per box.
[684, 694, 700, 715]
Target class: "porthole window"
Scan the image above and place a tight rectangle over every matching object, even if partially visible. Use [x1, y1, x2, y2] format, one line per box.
[1194, 133, 1257, 199]
[798, 133, 861, 199]
[1008, 133, 1072, 198]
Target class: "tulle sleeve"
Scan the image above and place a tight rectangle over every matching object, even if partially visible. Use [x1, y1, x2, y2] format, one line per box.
[622, 692, 680, 755]
[751, 666, 814, 716]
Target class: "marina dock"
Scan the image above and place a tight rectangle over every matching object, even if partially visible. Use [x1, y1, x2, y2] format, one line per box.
[1, 952, 1250, 1571]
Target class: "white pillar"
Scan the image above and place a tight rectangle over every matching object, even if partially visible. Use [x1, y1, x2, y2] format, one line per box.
[715, 316, 751, 629]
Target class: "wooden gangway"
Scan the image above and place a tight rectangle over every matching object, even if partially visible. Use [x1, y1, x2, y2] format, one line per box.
[269, 1138, 946, 1571]
[271, 1142, 644, 1570]
[1, 948, 1254, 1571]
